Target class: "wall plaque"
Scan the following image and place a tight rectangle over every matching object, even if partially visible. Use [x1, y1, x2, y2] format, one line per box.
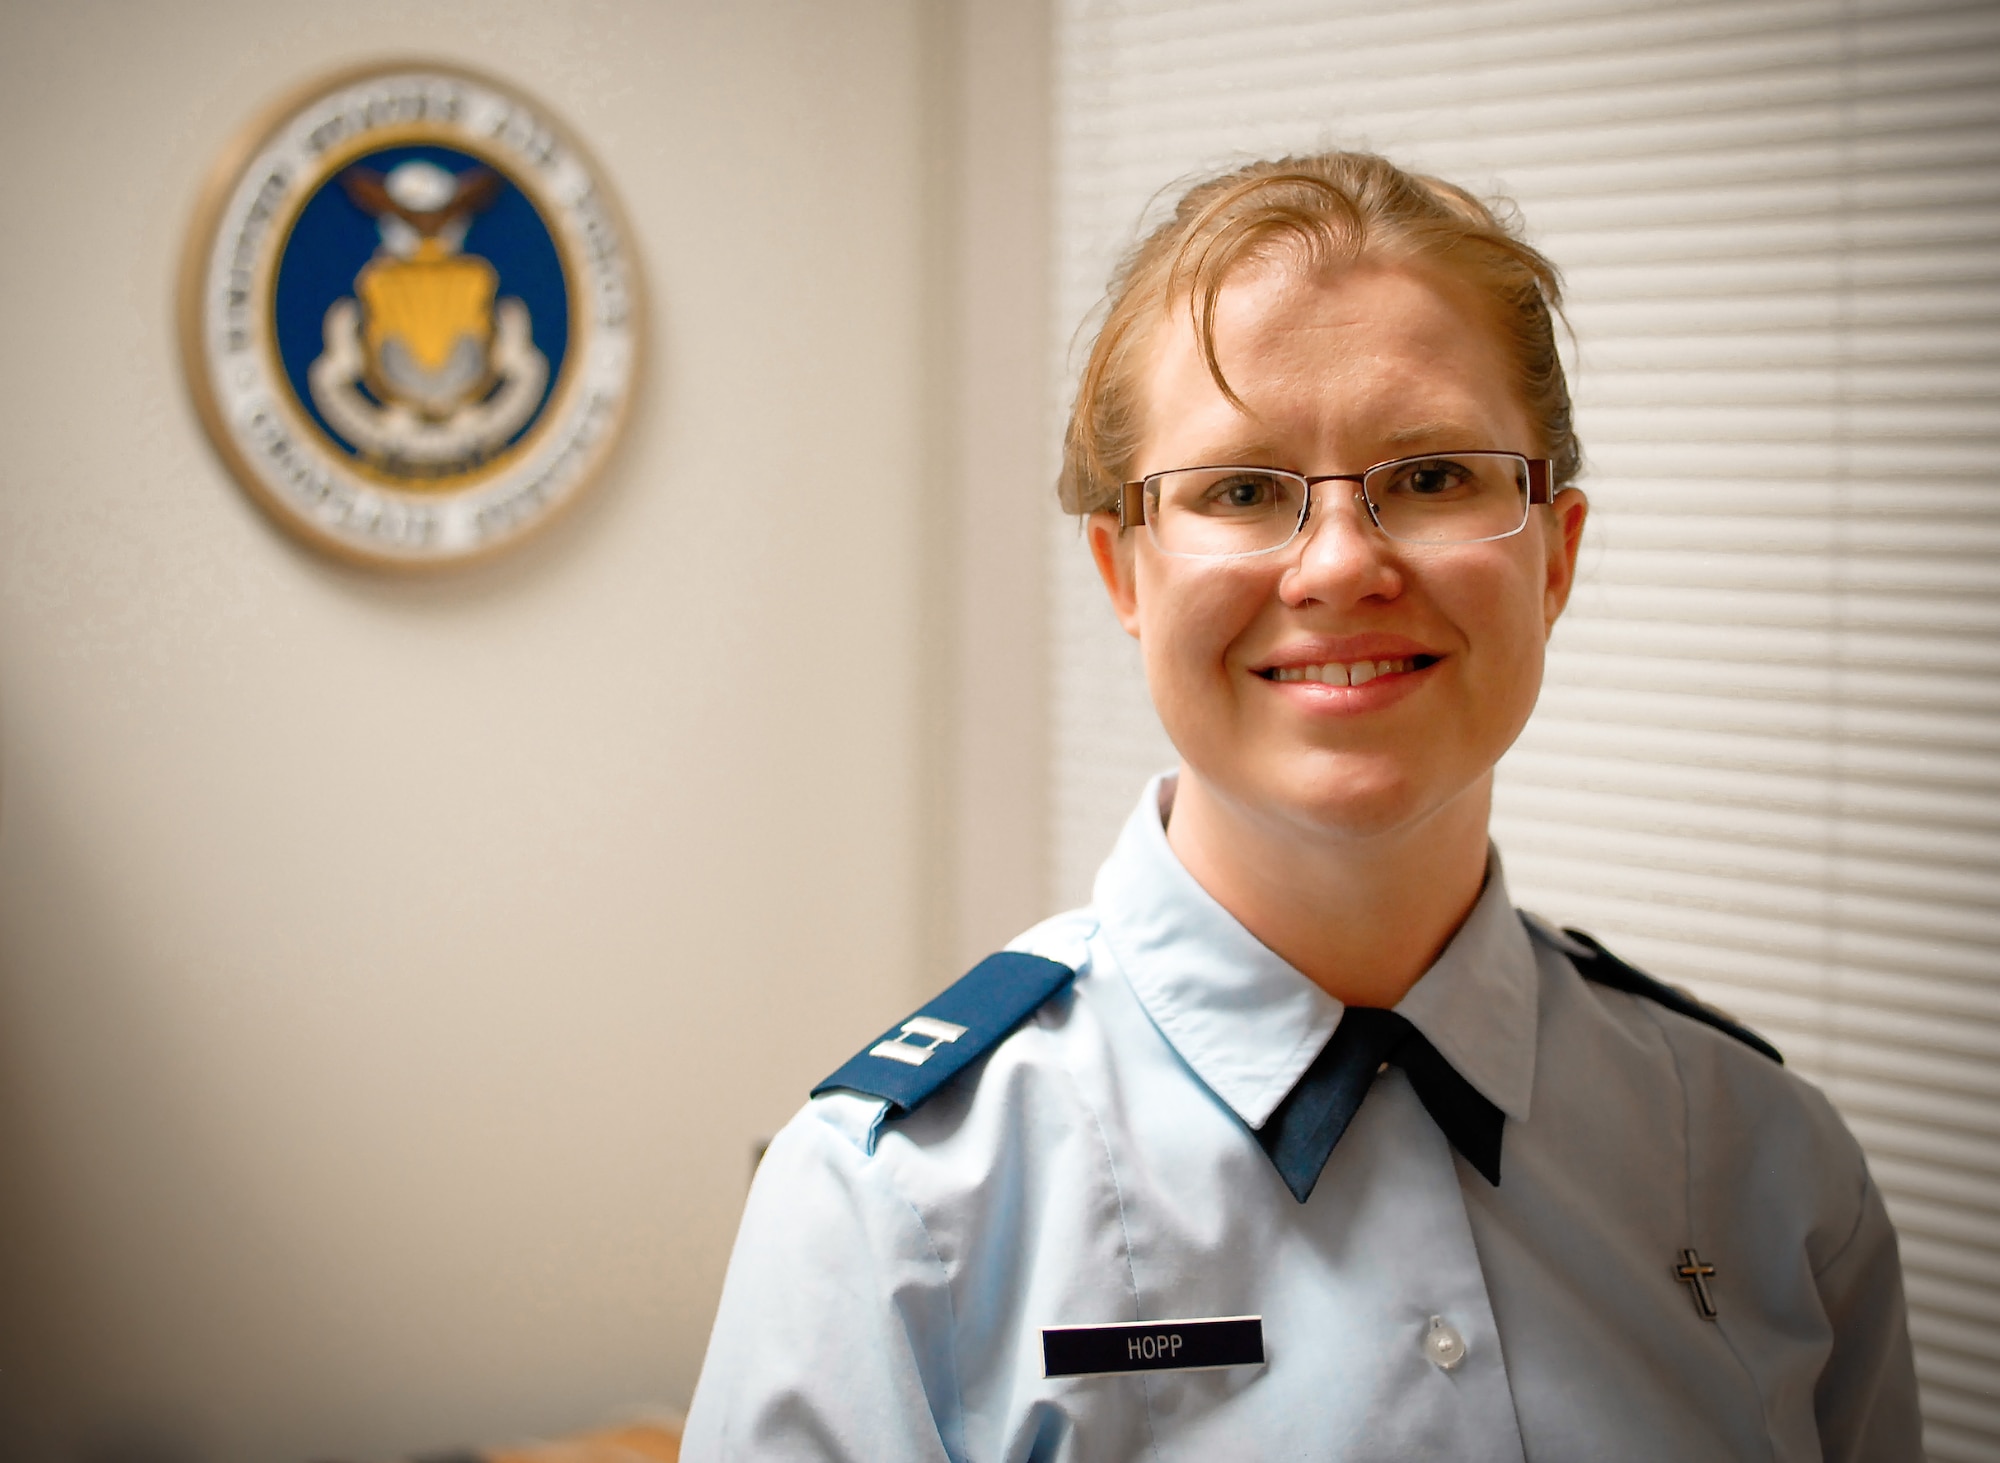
[179, 61, 641, 566]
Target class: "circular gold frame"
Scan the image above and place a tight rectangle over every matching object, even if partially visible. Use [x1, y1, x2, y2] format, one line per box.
[177, 58, 646, 570]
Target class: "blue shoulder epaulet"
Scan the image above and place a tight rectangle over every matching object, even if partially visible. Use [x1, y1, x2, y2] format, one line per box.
[1562, 927, 1783, 1065]
[811, 951, 1078, 1113]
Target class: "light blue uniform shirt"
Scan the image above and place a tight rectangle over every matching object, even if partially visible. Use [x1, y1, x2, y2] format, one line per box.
[684, 777, 1922, 1460]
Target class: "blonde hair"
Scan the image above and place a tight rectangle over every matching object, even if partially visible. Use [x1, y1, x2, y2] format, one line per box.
[1057, 150, 1580, 515]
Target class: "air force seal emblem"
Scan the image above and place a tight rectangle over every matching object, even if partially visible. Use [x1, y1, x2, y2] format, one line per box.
[180, 62, 640, 566]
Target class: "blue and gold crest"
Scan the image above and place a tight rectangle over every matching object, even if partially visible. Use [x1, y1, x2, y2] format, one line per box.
[182, 63, 639, 565]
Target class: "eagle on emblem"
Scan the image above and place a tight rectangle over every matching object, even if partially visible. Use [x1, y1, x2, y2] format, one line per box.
[307, 159, 549, 475]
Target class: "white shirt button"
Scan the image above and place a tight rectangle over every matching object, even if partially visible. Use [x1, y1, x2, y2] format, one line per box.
[1424, 1315, 1467, 1371]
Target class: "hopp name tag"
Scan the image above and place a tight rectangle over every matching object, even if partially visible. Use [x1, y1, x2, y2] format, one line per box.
[1042, 1316, 1265, 1378]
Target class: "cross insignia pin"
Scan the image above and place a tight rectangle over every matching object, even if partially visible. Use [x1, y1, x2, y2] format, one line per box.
[1674, 1247, 1718, 1320]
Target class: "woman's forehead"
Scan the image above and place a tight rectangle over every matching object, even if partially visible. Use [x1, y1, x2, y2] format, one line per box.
[1134, 260, 1527, 464]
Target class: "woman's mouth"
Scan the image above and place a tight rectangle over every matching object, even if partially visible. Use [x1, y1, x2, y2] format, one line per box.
[1259, 654, 1439, 687]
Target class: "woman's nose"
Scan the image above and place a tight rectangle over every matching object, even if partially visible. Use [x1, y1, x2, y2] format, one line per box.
[1279, 488, 1404, 605]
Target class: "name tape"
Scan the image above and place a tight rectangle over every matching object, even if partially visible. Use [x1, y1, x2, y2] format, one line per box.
[1041, 1316, 1265, 1378]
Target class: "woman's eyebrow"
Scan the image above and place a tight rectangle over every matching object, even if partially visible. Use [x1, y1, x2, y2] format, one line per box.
[1174, 443, 1285, 465]
[1379, 421, 1479, 449]
[1162, 423, 1486, 470]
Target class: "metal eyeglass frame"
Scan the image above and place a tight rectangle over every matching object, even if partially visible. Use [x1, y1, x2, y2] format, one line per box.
[1117, 452, 1554, 555]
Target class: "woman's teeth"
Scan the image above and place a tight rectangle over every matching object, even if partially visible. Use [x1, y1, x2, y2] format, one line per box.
[1269, 658, 1420, 687]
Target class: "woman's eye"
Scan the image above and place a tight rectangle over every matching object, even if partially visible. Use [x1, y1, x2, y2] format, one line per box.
[1391, 460, 1471, 497]
[1211, 475, 1275, 508]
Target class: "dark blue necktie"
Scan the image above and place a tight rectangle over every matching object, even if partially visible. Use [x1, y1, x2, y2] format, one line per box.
[1255, 1007, 1503, 1203]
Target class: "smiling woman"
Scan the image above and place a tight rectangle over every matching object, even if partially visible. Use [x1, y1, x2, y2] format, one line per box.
[1086, 257, 1584, 1010]
[680, 153, 1924, 1461]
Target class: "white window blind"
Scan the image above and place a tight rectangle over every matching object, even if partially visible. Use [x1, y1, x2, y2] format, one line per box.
[1049, 2, 2000, 1455]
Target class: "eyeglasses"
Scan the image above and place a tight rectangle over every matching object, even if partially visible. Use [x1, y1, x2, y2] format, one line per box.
[1118, 452, 1553, 558]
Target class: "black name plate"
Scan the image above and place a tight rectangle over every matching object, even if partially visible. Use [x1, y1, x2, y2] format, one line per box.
[1042, 1316, 1264, 1378]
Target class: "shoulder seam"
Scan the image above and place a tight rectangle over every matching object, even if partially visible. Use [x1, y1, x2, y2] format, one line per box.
[1044, 980, 1163, 1463]
[1625, 992, 1783, 1463]
[891, 1170, 970, 1461]
[799, 1112, 970, 1460]
[1811, 1167, 1883, 1285]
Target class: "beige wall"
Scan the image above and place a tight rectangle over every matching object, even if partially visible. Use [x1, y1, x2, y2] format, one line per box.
[0, 3, 1050, 1459]
[939, 0, 1054, 969]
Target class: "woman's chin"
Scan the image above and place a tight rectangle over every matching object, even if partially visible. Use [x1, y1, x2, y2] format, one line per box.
[1189, 753, 1488, 846]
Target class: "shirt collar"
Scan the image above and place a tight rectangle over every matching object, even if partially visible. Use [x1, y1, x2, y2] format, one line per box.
[1091, 773, 1539, 1130]
[1394, 851, 1539, 1123]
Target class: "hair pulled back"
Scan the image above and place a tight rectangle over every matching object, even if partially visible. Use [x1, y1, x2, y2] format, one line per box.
[1057, 150, 1580, 515]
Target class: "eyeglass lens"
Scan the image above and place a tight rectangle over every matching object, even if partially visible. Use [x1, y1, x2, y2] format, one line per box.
[1144, 453, 1532, 555]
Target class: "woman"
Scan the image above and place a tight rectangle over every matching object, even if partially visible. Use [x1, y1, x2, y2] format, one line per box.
[682, 152, 1921, 1460]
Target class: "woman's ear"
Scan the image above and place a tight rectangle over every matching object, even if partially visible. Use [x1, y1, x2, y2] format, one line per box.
[1087, 511, 1143, 638]
[1542, 487, 1589, 634]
